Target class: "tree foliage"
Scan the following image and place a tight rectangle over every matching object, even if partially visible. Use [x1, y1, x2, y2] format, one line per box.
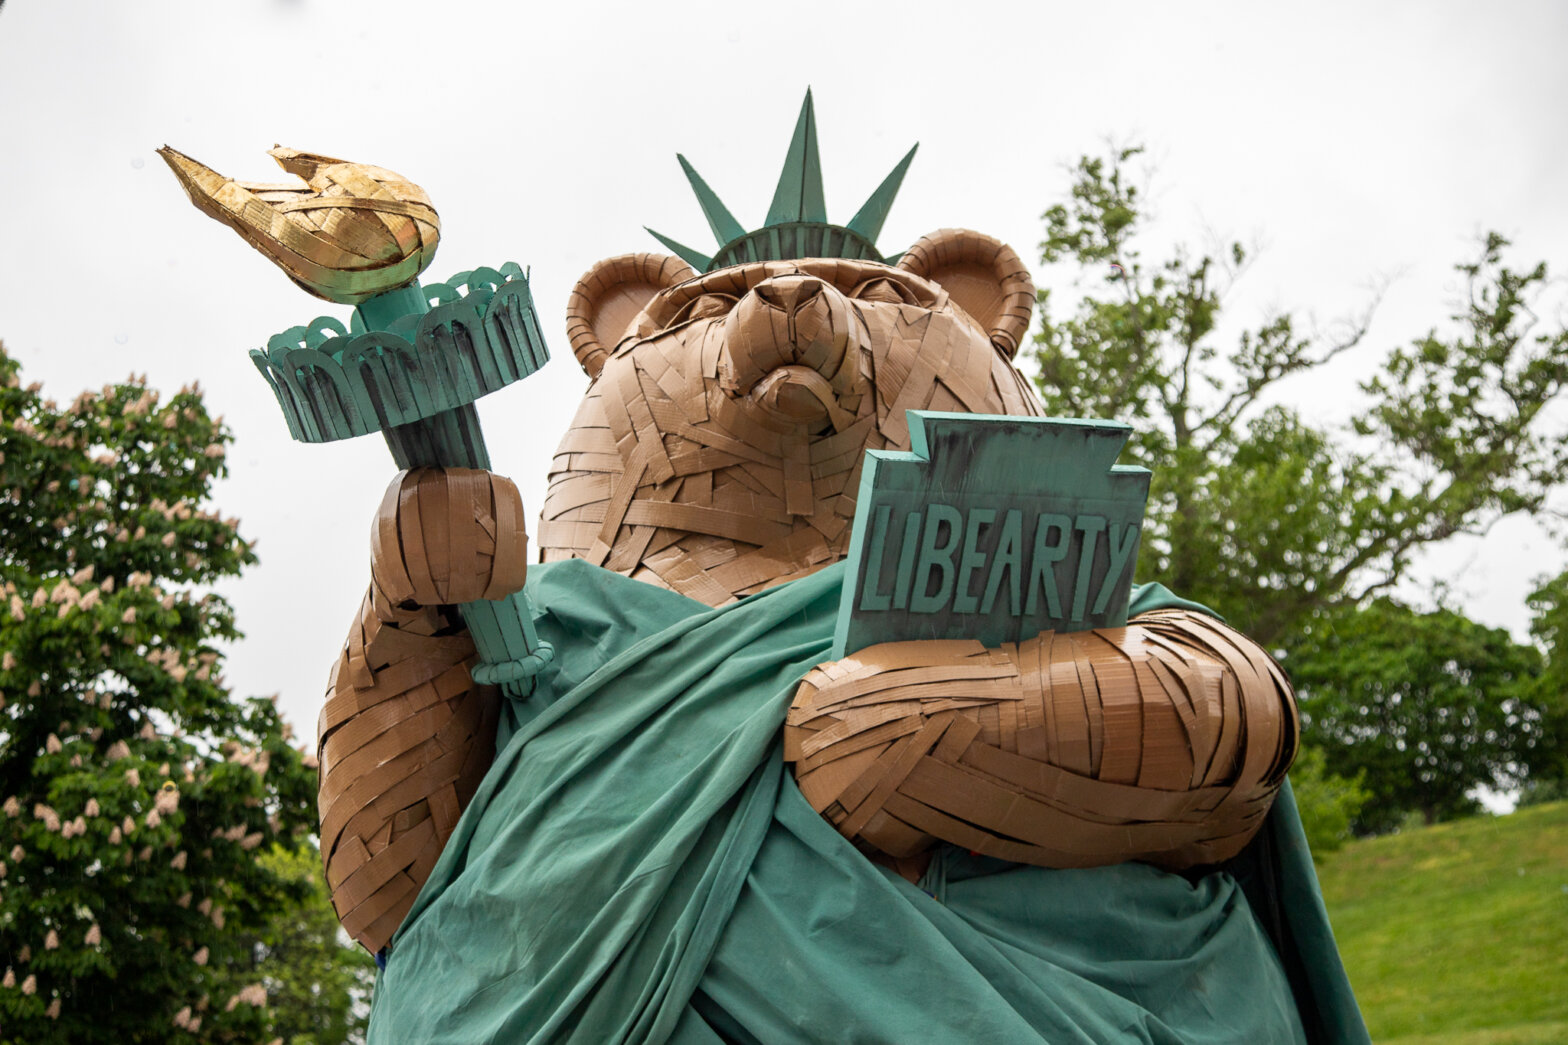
[242, 845, 374, 1045]
[1028, 146, 1568, 647]
[0, 342, 321, 1042]
[1288, 599, 1545, 833]
[1523, 570, 1568, 789]
[1284, 746, 1370, 859]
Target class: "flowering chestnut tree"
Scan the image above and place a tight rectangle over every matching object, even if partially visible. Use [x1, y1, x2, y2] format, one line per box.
[0, 341, 323, 1042]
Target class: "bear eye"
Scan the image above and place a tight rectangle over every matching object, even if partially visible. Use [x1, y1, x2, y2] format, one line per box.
[850, 276, 934, 307]
[672, 293, 738, 324]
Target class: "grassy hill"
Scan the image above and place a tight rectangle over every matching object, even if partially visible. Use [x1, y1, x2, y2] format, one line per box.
[1315, 801, 1568, 1044]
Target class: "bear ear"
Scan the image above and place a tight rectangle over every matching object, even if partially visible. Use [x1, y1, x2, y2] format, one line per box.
[897, 229, 1034, 359]
[565, 253, 697, 378]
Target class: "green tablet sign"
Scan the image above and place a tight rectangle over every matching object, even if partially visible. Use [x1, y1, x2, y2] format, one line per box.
[833, 412, 1151, 658]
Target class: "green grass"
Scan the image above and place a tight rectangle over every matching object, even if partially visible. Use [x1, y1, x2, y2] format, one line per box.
[1315, 801, 1568, 1044]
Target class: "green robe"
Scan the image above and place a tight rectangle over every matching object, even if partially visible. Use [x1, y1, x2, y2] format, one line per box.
[368, 559, 1368, 1044]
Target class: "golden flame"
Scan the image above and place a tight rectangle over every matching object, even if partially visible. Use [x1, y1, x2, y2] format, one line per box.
[159, 145, 440, 305]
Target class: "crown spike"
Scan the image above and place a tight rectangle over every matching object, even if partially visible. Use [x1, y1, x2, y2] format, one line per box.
[677, 154, 746, 246]
[765, 89, 828, 227]
[644, 227, 712, 272]
[846, 143, 918, 245]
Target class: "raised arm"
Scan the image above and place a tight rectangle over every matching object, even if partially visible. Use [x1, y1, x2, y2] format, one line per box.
[318, 467, 527, 953]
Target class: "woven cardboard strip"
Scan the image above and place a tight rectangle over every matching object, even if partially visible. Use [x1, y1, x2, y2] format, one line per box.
[786, 610, 1298, 871]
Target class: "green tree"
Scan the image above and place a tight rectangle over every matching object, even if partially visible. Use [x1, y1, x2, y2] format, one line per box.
[1286, 746, 1370, 859]
[1029, 146, 1568, 647]
[1523, 570, 1568, 795]
[0, 342, 322, 1042]
[1287, 599, 1545, 833]
[241, 845, 374, 1045]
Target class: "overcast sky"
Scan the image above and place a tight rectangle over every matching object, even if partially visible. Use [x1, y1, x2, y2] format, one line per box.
[2, 1, 1566, 740]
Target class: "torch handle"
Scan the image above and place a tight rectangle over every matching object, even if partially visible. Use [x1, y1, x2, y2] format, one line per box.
[358, 290, 555, 698]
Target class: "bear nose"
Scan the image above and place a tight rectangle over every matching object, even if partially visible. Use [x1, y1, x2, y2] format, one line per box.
[753, 275, 823, 315]
[719, 273, 867, 425]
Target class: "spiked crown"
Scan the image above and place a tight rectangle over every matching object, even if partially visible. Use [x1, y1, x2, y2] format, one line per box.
[647, 90, 917, 273]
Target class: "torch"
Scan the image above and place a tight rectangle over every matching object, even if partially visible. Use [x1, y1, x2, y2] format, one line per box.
[159, 146, 553, 696]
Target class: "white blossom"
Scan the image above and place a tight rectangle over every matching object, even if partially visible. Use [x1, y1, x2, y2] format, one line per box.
[155, 787, 179, 815]
[224, 983, 266, 1010]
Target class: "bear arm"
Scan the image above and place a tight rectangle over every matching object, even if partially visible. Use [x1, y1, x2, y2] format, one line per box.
[315, 579, 499, 955]
[786, 608, 1298, 873]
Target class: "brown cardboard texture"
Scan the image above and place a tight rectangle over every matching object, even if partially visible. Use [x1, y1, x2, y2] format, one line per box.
[787, 610, 1298, 871]
[317, 467, 524, 953]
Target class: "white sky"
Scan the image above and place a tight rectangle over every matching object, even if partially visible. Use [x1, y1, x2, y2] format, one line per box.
[1, 0, 1566, 741]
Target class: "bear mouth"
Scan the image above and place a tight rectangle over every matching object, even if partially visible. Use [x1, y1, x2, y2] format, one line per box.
[746, 365, 856, 433]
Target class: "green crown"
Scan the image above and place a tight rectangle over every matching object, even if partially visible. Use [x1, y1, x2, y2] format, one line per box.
[647, 89, 917, 273]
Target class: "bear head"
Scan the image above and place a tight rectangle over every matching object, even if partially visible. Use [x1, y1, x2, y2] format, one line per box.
[537, 228, 1046, 605]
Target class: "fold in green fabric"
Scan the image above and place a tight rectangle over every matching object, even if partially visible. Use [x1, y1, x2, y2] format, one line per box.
[369, 559, 1367, 1044]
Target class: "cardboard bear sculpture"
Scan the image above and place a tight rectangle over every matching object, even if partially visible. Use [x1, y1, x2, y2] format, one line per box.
[165, 94, 1366, 1044]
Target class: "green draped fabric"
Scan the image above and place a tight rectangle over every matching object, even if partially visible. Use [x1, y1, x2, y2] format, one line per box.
[369, 559, 1367, 1044]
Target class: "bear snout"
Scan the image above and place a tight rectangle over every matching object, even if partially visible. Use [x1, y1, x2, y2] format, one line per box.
[719, 275, 866, 413]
